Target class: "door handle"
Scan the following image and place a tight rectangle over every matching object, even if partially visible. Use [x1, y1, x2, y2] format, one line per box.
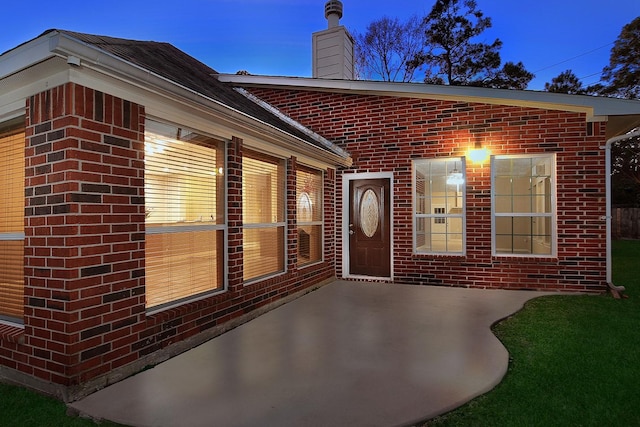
[349, 230, 355, 235]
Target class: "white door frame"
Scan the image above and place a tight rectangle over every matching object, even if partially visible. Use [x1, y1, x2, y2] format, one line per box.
[341, 172, 394, 280]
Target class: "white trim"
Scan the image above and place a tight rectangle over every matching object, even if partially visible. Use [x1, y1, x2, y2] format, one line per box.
[216, 74, 640, 119]
[0, 232, 24, 240]
[145, 225, 223, 235]
[605, 129, 640, 286]
[341, 172, 394, 280]
[242, 222, 287, 229]
[491, 154, 557, 258]
[0, 318, 24, 328]
[412, 157, 467, 256]
[233, 87, 349, 158]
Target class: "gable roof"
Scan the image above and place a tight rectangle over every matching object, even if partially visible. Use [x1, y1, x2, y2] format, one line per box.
[217, 74, 640, 139]
[0, 29, 350, 165]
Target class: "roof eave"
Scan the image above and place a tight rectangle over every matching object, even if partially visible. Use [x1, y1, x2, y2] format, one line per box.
[1, 31, 351, 167]
[216, 74, 640, 135]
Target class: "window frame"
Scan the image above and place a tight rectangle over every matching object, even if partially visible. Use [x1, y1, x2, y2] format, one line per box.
[412, 157, 467, 256]
[242, 149, 287, 284]
[0, 116, 26, 323]
[296, 165, 324, 267]
[491, 153, 557, 258]
[144, 118, 227, 313]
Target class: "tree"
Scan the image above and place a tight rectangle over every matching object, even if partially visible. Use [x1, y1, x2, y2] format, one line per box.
[611, 134, 640, 206]
[599, 17, 640, 99]
[410, 0, 534, 88]
[353, 16, 426, 82]
[544, 69, 588, 94]
[482, 61, 534, 90]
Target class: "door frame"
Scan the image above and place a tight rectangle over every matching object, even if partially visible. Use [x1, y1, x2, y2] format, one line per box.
[341, 172, 394, 280]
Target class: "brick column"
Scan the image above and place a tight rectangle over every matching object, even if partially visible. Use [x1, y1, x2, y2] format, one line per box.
[23, 83, 146, 386]
[324, 168, 336, 269]
[287, 156, 298, 271]
[226, 136, 244, 292]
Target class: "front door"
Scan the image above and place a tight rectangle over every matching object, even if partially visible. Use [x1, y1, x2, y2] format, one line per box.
[349, 178, 391, 277]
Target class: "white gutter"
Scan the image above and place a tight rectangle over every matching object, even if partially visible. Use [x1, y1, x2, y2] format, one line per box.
[233, 87, 350, 159]
[604, 129, 640, 296]
[217, 74, 640, 118]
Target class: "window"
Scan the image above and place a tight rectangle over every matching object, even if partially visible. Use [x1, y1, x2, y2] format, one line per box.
[492, 154, 555, 256]
[0, 118, 25, 321]
[413, 158, 465, 254]
[296, 166, 323, 266]
[243, 150, 285, 282]
[145, 120, 225, 309]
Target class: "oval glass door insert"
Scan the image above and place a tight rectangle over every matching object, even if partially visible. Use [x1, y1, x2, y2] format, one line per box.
[360, 189, 379, 238]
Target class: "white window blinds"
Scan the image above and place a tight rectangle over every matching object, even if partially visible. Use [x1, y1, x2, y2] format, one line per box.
[0, 119, 25, 320]
[145, 120, 225, 309]
[242, 150, 285, 282]
[296, 166, 323, 266]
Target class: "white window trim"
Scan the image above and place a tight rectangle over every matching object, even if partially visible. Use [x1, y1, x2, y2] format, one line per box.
[0, 232, 25, 241]
[412, 157, 467, 256]
[491, 153, 557, 258]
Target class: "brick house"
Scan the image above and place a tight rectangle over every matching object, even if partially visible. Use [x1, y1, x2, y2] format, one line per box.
[219, 74, 640, 293]
[1, 28, 640, 400]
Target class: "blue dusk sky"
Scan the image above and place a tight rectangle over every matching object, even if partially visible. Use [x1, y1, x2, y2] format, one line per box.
[1, 0, 638, 90]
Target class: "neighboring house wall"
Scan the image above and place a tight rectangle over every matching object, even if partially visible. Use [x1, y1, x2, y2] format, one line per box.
[0, 82, 336, 399]
[249, 88, 609, 292]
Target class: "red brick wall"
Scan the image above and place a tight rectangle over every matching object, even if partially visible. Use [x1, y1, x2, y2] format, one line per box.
[22, 83, 146, 386]
[249, 88, 608, 292]
[1, 83, 337, 393]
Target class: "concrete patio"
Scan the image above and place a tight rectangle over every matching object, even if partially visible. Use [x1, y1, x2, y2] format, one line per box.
[70, 281, 552, 426]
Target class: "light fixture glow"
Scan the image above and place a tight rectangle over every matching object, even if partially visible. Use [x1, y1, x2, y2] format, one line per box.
[446, 164, 464, 186]
[469, 141, 490, 164]
[469, 147, 490, 163]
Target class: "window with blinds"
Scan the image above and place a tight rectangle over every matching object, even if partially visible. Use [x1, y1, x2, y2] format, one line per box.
[145, 120, 225, 309]
[296, 166, 323, 266]
[242, 150, 285, 282]
[0, 118, 25, 321]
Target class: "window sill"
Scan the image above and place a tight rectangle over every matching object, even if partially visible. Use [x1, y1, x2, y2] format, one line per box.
[243, 270, 286, 287]
[297, 259, 324, 269]
[413, 252, 466, 260]
[492, 255, 558, 263]
[0, 322, 25, 344]
[146, 288, 228, 318]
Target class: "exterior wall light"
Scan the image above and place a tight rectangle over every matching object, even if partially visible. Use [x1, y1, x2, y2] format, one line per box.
[446, 163, 464, 186]
[469, 141, 490, 164]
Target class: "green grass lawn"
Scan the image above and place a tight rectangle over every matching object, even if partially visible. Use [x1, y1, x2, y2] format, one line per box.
[0, 382, 123, 427]
[2, 241, 639, 426]
[423, 239, 640, 426]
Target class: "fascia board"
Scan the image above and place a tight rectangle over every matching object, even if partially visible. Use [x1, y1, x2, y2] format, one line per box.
[217, 74, 640, 119]
[0, 35, 57, 80]
[0, 58, 71, 120]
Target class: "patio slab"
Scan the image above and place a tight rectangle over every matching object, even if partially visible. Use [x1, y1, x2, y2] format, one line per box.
[70, 281, 551, 426]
